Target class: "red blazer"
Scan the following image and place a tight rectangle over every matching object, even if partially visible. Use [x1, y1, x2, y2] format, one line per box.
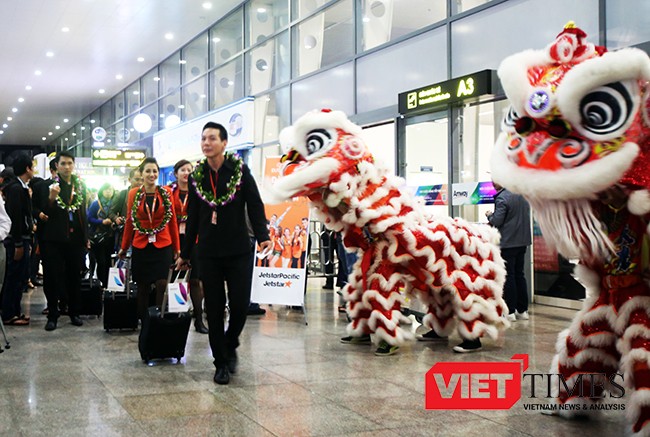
[121, 185, 180, 251]
[170, 185, 188, 222]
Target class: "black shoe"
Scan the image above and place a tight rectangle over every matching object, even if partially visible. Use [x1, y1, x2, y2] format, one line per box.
[194, 319, 209, 334]
[323, 283, 334, 290]
[227, 351, 238, 374]
[453, 338, 482, 353]
[70, 316, 83, 326]
[213, 366, 230, 385]
[340, 334, 371, 344]
[247, 306, 266, 316]
[44, 319, 57, 331]
[417, 330, 448, 342]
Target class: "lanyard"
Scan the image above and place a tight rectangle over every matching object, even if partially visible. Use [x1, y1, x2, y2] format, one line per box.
[142, 188, 158, 228]
[179, 190, 188, 215]
[209, 169, 218, 205]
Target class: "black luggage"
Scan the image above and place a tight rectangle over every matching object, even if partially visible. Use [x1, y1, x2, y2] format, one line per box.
[138, 267, 191, 364]
[80, 278, 103, 316]
[104, 258, 139, 331]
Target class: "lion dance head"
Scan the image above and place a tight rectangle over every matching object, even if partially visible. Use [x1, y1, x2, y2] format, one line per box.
[491, 22, 650, 260]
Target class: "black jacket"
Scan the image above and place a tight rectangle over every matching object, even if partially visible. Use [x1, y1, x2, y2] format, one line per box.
[34, 177, 88, 244]
[3, 178, 33, 246]
[182, 157, 269, 259]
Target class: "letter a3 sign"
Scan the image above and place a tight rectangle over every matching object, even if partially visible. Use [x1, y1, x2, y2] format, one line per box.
[425, 354, 528, 409]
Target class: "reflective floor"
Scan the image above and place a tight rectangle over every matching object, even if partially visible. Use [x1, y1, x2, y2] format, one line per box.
[0, 280, 628, 436]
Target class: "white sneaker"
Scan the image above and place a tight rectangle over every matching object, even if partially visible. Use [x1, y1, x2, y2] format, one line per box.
[515, 310, 529, 320]
[505, 313, 516, 322]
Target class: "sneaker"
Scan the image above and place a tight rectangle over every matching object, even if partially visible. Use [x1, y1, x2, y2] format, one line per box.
[417, 330, 448, 342]
[515, 310, 529, 320]
[453, 338, 482, 353]
[340, 334, 371, 344]
[505, 313, 516, 322]
[374, 340, 399, 356]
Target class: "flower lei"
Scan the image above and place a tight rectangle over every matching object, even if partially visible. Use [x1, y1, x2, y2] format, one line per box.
[192, 153, 243, 208]
[54, 174, 85, 212]
[170, 182, 188, 222]
[131, 186, 173, 235]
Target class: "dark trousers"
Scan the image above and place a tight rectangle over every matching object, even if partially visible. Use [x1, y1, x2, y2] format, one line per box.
[200, 253, 251, 368]
[91, 240, 113, 288]
[1, 240, 31, 320]
[41, 240, 83, 320]
[501, 246, 529, 314]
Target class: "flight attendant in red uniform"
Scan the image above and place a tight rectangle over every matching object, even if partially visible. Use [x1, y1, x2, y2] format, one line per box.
[119, 157, 180, 320]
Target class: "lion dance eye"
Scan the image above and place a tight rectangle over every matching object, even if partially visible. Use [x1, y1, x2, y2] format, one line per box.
[501, 106, 520, 132]
[305, 129, 332, 155]
[579, 81, 634, 136]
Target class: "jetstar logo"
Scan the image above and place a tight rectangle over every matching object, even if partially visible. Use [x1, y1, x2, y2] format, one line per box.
[425, 354, 528, 410]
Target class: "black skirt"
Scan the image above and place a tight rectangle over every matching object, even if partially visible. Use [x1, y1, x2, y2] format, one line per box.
[131, 244, 173, 286]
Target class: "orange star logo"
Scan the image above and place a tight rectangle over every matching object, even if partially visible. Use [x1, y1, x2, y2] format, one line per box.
[285, 281, 292, 287]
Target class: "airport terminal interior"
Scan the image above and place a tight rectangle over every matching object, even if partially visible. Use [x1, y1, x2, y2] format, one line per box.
[0, 281, 628, 436]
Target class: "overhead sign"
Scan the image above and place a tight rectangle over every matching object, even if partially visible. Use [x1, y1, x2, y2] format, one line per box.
[398, 70, 495, 115]
[92, 148, 146, 167]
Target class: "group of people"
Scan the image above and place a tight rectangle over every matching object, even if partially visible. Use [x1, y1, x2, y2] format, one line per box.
[0, 121, 272, 387]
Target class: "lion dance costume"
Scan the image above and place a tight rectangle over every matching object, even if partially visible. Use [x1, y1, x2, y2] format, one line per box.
[268, 109, 509, 353]
[491, 23, 650, 435]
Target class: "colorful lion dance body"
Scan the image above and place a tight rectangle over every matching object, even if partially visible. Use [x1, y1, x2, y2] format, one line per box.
[491, 22, 650, 435]
[268, 109, 509, 354]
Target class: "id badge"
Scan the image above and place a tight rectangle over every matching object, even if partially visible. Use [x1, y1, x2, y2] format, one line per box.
[179, 222, 186, 235]
[211, 210, 217, 225]
[68, 211, 74, 222]
[148, 234, 156, 243]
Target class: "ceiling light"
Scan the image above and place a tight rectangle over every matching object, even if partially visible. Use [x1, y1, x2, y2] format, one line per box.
[137, 57, 145, 62]
[228, 80, 234, 85]
[48, 132, 53, 136]
[257, 8, 267, 13]
[34, 70, 42, 76]
[153, 77, 160, 81]
[72, 132, 76, 136]
[178, 105, 185, 109]
[11, 108, 18, 113]
[164, 115, 181, 129]
[55, 125, 60, 130]
[202, 2, 212, 9]
[99, 89, 105, 94]
[64, 138, 68, 141]
[2, 124, 7, 129]
[81, 126, 86, 130]
[212, 37, 221, 43]
[90, 119, 95, 124]
[164, 33, 174, 40]
[46, 51, 54, 57]
[25, 85, 32, 91]
[179, 59, 187, 64]
[7, 117, 12, 121]
[18, 97, 24, 103]
[362, 16, 370, 23]
[133, 90, 140, 95]
[63, 118, 69, 123]
[0, 131, 4, 135]
[133, 113, 153, 133]
[61, 27, 69, 32]
[116, 74, 123, 80]
[42, 136, 46, 140]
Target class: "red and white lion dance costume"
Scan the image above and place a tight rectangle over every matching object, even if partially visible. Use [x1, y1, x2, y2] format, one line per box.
[268, 109, 509, 352]
[491, 23, 650, 435]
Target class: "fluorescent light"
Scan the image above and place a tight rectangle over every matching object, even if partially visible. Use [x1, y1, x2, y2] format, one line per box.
[164, 33, 174, 40]
[116, 74, 123, 80]
[202, 2, 212, 9]
[25, 85, 32, 90]
[137, 57, 144, 62]
[99, 89, 105, 94]
[61, 27, 70, 32]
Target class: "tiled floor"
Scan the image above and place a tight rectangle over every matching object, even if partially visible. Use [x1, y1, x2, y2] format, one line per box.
[0, 280, 629, 436]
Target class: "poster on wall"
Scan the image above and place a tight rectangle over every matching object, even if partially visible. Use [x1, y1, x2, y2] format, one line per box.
[250, 156, 310, 306]
[451, 181, 497, 206]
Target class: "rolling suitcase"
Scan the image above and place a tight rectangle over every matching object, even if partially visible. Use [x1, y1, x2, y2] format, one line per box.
[104, 258, 138, 331]
[138, 267, 192, 364]
[80, 277, 103, 316]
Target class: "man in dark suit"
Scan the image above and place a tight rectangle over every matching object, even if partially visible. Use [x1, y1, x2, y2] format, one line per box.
[1, 153, 34, 325]
[35, 151, 88, 331]
[176, 122, 271, 385]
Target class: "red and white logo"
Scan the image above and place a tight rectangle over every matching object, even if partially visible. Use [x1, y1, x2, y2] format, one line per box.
[425, 354, 529, 410]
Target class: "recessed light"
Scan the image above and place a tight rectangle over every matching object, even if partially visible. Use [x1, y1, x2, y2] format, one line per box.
[164, 33, 174, 40]
[48, 132, 53, 136]
[46, 51, 54, 57]
[212, 37, 221, 43]
[42, 137, 46, 140]
[228, 80, 234, 85]
[81, 126, 86, 130]
[61, 27, 70, 32]
[116, 74, 123, 80]
[90, 119, 95, 124]
[2, 124, 7, 129]
[72, 132, 76, 136]
[178, 105, 185, 109]
[63, 118, 69, 123]
[153, 77, 160, 81]
[7, 117, 12, 121]
[34, 70, 42, 76]
[179, 59, 187, 64]
[257, 8, 267, 13]
[362, 16, 370, 23]
[133, 91, 139, 95]
[99, 89, 105, 94]
[137, 57, 145, 62]
[55, 125, 60, 130]
[202, 2, 212, 9]
[64, 138, 68, 141]
[18, 97, 24, 103]
[0, 131, 4, 135]
[11, 108, 18, 113]
[25, 85, 32, 91]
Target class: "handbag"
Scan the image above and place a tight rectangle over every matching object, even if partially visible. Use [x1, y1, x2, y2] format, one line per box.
[166, 268, 192, 313]
[107, 260, 127, 292]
